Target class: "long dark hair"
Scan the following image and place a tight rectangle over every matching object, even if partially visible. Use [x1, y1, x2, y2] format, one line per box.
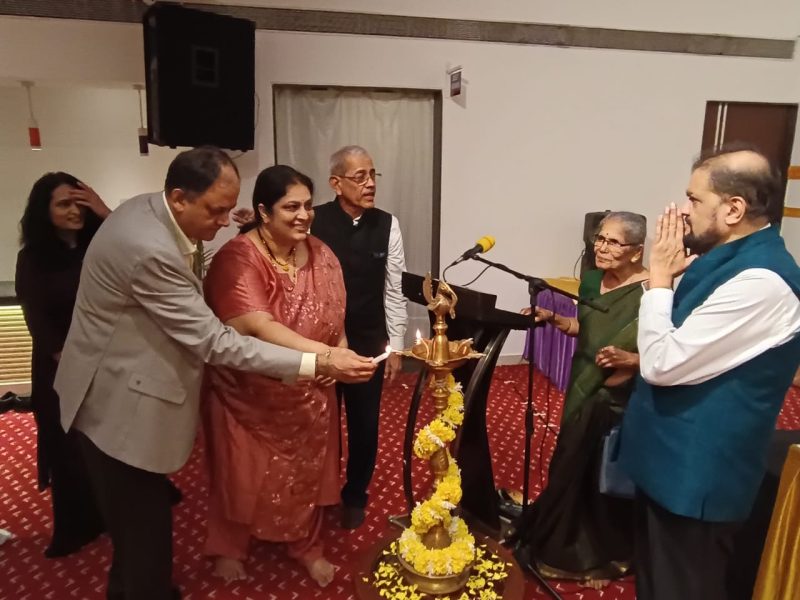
[241, 165, 314, 233]
[19, 172, 103, 261]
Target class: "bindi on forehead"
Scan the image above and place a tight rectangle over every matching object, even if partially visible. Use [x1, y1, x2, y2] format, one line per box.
[600, 222, 625, 237]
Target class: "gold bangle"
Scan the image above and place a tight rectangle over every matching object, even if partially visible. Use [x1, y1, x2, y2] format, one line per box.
[315, 348, 332, 374]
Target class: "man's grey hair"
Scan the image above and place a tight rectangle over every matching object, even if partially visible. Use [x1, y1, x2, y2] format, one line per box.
[329, 145, 371, 175]
[598, 211, 647, 245]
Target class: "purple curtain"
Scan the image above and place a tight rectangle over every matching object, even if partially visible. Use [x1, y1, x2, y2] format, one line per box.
[523, 292, 578, 392]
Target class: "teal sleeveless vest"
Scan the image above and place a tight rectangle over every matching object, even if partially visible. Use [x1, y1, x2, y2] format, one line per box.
[619, 226, 800, 521]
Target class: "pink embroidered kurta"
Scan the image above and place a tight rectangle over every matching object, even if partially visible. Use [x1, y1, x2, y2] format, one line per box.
[201, 234, 345, 545]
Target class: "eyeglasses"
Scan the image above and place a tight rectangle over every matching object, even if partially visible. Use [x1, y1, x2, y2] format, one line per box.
[338, 169, 381, 186]
[592, 234, 636, 251]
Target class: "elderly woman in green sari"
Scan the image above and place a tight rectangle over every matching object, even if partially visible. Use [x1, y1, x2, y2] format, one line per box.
[511, 211, 649, 589]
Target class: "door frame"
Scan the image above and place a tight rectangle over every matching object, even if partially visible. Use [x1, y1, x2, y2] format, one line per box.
[271, 83, 443, 276]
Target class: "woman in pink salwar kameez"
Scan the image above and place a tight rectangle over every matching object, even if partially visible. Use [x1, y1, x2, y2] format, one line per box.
[201, 165, 346, 587]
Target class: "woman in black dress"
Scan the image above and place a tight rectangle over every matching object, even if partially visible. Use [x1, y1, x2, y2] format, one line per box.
[15, 172, 110, 557]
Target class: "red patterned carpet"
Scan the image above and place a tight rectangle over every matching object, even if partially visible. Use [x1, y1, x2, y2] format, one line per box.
[1, 364, 799, 600]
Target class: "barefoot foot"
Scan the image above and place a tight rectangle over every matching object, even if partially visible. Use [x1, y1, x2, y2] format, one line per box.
[213, 557, 247, 583]
[304, 556, 336, 587]
[579, 578, 610, 590]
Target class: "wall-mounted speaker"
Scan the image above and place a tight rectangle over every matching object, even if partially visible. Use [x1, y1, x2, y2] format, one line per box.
[143, 3, 255, 151]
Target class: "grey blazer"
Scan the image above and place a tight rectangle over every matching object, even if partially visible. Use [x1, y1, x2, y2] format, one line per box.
[55, 193, 302, 474]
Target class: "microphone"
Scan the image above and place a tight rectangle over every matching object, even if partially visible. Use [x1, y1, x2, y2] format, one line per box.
[452, 235, 495, 265]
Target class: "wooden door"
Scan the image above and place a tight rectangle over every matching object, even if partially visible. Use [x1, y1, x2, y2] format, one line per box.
[701, 101, 797, 223]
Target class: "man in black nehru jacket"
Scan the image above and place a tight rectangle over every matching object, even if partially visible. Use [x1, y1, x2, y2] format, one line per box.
[313, 145, 408, 529]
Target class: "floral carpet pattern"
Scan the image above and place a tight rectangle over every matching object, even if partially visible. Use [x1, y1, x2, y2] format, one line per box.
[1, 364, 798, 600]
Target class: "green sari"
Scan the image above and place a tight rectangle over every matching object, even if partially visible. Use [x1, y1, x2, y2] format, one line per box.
[561, 269, 644, 424]
[512, 269, 645, 580]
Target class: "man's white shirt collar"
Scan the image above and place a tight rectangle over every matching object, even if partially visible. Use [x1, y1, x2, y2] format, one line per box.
[162, 192, 197, 258]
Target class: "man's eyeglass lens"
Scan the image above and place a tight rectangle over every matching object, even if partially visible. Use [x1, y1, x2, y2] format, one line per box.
[344, 170, 380, 185]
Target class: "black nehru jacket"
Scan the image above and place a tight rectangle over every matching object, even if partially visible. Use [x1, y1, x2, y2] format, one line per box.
[313, 199, 392, 350]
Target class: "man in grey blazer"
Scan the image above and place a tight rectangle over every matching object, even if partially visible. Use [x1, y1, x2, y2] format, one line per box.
[54, 146, 375, 600]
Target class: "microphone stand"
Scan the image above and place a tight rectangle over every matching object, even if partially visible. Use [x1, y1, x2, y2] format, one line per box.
[471, 255, 606, 311]
[469, 255, 606, 600]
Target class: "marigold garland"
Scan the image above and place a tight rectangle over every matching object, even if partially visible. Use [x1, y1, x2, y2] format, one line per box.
[410, 460, 461, 534]
[367, 542, 510, 599]
[399, 517, 475, 576]
[400, 376, 475, 578]
[412, 384, 464, 460]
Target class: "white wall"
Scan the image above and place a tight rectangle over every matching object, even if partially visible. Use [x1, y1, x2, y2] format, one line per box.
[252, 31, 800, 355]
[0, 17, 182, 280]
[0, 84, 180, 281]
[0, 18, 144, 86]
[1, 14, 799, 357]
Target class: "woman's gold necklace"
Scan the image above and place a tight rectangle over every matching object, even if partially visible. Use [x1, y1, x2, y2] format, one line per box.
[257, 227, 297, 282]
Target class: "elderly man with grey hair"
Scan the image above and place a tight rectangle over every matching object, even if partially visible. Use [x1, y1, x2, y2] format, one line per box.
[312, 145, 408, 529]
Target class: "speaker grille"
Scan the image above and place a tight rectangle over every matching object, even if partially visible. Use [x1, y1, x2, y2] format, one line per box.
[144, 4, 255, 150]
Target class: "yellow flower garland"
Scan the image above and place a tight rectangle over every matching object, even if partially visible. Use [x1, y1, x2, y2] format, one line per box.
[367, 542, 510, 599]
[400, 376, 475, 577]
[399, 517, 475, 576]
[412, 385, 465, 460]
[410, 460, 461, 534]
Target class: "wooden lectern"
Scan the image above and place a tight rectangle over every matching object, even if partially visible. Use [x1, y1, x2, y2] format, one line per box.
[400, 272, 537, 536]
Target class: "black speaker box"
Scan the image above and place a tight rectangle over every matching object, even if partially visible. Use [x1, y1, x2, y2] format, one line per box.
[143, 3, 255, 151]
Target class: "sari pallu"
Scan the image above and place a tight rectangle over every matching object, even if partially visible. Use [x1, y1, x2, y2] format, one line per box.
[561, 270, 644, 424]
